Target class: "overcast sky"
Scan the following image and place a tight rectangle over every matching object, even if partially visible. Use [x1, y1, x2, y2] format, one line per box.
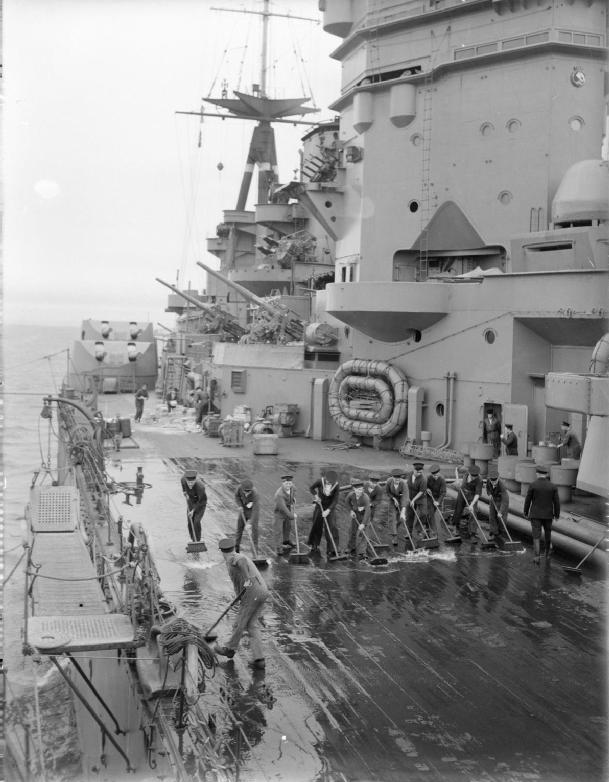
[3, 0, 340, 328]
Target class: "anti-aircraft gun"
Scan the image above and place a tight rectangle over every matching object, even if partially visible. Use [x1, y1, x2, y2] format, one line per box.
[155, 278, 247, 342]
[196, 261, 305, 343]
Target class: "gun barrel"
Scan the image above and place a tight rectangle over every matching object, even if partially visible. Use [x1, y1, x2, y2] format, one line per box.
[155, 278, 246, 337]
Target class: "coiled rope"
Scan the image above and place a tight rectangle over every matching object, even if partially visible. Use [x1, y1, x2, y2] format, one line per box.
[156, 617, 217, 697]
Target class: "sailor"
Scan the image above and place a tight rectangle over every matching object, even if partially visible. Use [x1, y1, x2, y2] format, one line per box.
[425, 464, 446, 535]
[214, 537, 269, 669]
[558, 421, 581, 460]
[451, 464, 482, 540]
[485, 467, 509, 540]
[386, 467, 407, 548]
[500, 423, 518, 455]
[346, 479, 371, 557]
[405, 462, 428, 538]
[166, 386, 179, 413]
[523, 466, 560, 565]
[181, 469, 207, 542]
[364, 474, 383, 524]
[194, 387, 210, 429]
[307, 469, 340, 556]
[134, 383, 148, 423]
[234, 478, 260, 554]
[483, 410, 501, 457]
[273, 474, 296, 555]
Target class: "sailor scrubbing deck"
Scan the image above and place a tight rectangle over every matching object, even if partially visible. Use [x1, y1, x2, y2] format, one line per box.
[214, 537, 269, 670]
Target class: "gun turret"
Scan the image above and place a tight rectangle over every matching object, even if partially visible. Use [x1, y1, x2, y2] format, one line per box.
[155, 278, 247, 341]
[196, 261, 305, 341]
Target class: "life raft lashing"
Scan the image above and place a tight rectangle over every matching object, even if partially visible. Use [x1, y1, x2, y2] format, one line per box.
[328, 359, 408, 438]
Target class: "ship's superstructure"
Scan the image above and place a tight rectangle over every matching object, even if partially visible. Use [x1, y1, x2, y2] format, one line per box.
[162, 0, 608, 497]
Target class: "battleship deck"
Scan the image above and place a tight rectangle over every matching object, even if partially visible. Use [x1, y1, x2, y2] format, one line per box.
[95, 396, 608, 782]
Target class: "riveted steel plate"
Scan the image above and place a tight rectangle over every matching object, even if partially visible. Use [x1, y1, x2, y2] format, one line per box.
[31, 486, 80, 532]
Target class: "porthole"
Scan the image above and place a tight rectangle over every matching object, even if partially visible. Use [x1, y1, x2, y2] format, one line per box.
[480, 122, 494, 137]
[330, 216, 337, 222]
[506, 118, 521, 133]
[410, 133, 423, 147]
[412, 330, 422, 343]
[484, 328, 497, 344]
[435, 402, 445, 417]
[409, 200, 419, 213]
[568, 115, 584, 132]
[498, 190, 512, 205]
[324, 200, 333, 208]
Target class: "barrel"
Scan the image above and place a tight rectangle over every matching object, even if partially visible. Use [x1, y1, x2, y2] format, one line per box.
[532, 444, 559, 465]
[120, 418, 132, 438]
[470, 443, 495, 460]
[253, 434, 279, 455]
[550, 465, 579, 504]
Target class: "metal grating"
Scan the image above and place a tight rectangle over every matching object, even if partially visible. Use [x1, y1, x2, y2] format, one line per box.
[28, 614, 136, 653]
[31, 486, 80, 532]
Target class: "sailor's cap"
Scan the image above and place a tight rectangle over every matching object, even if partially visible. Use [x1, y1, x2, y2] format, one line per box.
[561, 421, 570, 427]
[536, 466, 549, 475]
[412, 462, 424, 470]
[468, 465, 481, 476]
[324, 470, 338, 483]
[352, 479, 364, 488]
[488, 468, 499, 479]
[184, 470, 197, 480]
[429, 464, 440, 474]
[218, 537, 236, 552]
[240, 478, 253, 491]
[390, 467, 405, 478]
[280, 474, 293, 481]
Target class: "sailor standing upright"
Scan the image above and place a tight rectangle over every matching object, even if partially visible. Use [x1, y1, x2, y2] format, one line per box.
[425, 464, 446, 536]
[134, 383, 148, 423]
[307, 470, 340, 556]
[485, 467, 509, 540]
[386, 467, 407, 549]
[405, 461, 428, 538]
[346, 480, 371, 557]
[181, 469, 207, 543]
[273, 474, 296, 555]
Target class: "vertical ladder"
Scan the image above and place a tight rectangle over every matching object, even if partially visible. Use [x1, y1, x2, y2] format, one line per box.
[418, 34, 435, 283]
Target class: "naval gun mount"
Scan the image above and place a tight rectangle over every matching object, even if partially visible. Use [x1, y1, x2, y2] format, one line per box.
[197, 261, 306, 343]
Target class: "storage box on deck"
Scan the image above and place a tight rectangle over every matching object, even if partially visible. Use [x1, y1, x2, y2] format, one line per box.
[204, 414, 222, 437]
[253, 433, 279, 455]
[222, 420, 244, 448]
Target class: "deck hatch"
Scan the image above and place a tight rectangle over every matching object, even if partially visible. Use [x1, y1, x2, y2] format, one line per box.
[28, 614, 137, 653]
[31, 486, 80, 532]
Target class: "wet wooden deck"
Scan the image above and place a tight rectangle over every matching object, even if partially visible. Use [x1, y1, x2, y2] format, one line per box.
[112, 413, 608, 782]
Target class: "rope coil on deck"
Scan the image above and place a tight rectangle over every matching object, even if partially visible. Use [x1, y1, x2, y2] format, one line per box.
[155, 617, 217, 698]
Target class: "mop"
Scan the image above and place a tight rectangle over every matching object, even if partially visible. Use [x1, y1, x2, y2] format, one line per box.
[411, 504, 440, 550]
[563, 535, 607, 576]
[426, 490, 461, 545]
[488, 497, 524, 552]
[288, 511, 310, 565]
[390, 497, 414, 551]
[314, 497, 347, 561]
[459, 489, 496, 550]
[360, 527, 388, 566]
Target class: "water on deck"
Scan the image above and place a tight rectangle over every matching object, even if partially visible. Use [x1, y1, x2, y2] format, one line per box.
[108, 414, 607, 782]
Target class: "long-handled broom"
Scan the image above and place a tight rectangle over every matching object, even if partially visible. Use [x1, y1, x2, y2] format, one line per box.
[411, 505, 440, 550]
[426, 490, 461, 545]
[203, 587, 246, 643]
[243, 515, 269, 569]
[360, 527, 388, 566]
[459, 489, 496, 550]
[390, 497, 414, 551]
[186, 510, 208, 554]
[563, 535, 607, 576]
[489, 497, 524, 552]
[314, 497, 347, 561]
[368, 518, 391, 554]
[288, 511, 310, 565]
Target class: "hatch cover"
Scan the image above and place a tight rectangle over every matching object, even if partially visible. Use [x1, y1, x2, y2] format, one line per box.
[28, 614, 137, 653]
[31, 486, 80, 532]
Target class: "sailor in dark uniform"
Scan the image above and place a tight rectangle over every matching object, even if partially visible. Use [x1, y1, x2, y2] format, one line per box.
[500, 423, 518, 455]
[234, 478, 260, 553]
[524, 466, 560, 564]
[425, 464, 446, 535]
[346, 479, 371, 557]
[558, 421, 581, 459]
[273, 475, 296, 555]
[451, 464, 483, 539]
[485, 467, 509, 539]
[405, 461, 428, 537]
[181, 469, 207, 542]
[386, 467, 407, 548]
[483, 411, 501, 457]
[308, 470, 340, 557]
